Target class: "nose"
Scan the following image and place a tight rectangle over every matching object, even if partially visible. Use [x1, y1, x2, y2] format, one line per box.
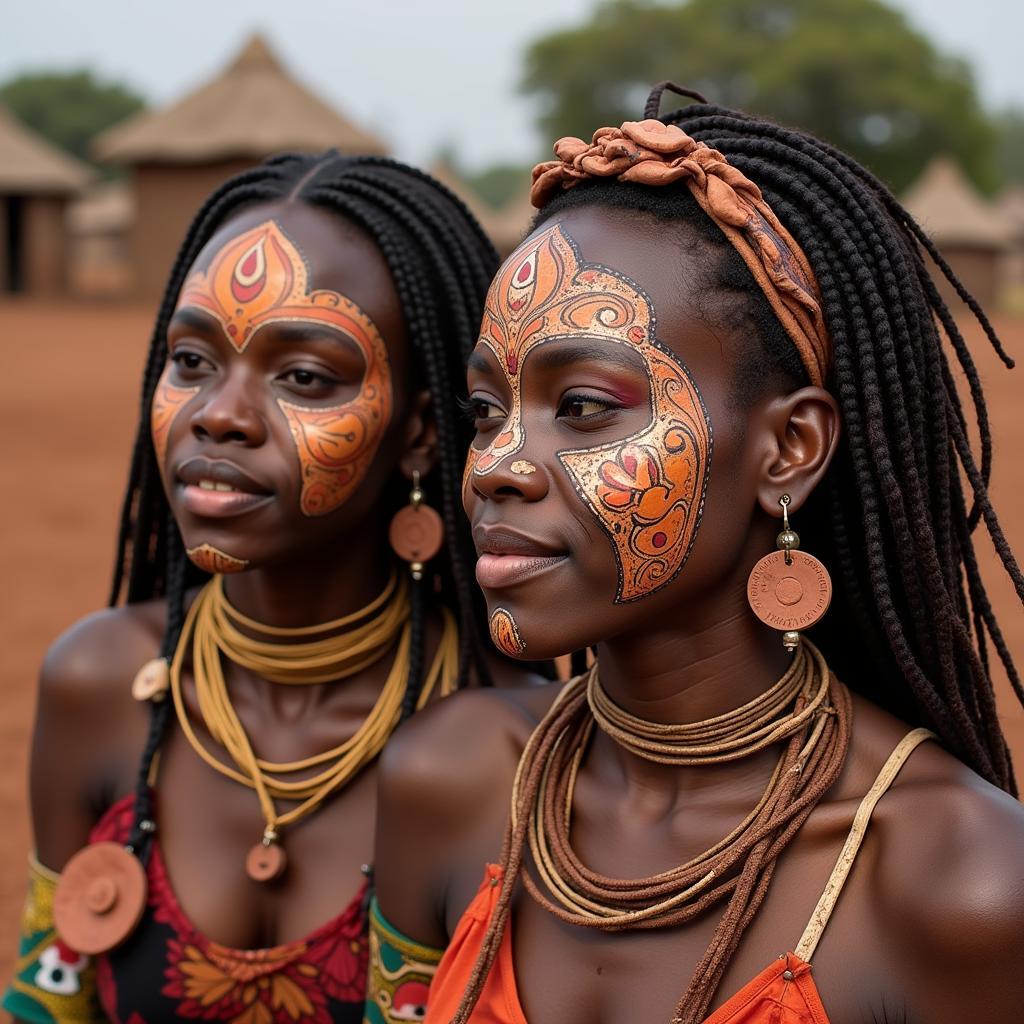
[468, 450, 549, 503]
[189, 371, 267, 446]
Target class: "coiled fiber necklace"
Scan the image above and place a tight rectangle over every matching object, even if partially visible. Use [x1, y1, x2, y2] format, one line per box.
[452, 638, 851, 1024]
[171, 572, 458, 882]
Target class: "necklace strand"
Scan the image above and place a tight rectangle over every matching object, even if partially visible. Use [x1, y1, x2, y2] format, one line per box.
[170, 574, 458, 841]
[452, 639, 851, 1024]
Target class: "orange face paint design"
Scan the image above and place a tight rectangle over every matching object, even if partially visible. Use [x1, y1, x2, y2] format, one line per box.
[151, 365, 198, 468]
[489, 607, 525, 657]
[175, 220, 392, 517]
[470, 225, 711, 603]
[186, 544, 250, 574]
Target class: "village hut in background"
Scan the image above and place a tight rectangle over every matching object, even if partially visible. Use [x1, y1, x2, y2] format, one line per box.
[0, 104, 90, 296]
[67, 182, 134, 296]
[901, 156, 1012, 310]
[93, 33, 388, 296]
[996, 186, 1024, 309]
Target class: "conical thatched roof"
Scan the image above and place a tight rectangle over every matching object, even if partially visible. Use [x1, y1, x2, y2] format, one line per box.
[0, 104, 91, 195]
[95, 33, 387, 164]
[902, 156, 1011, 249]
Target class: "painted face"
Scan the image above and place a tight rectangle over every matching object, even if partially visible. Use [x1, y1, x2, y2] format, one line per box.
[154, 219, 393, 519]
[468, 224, 711, 604]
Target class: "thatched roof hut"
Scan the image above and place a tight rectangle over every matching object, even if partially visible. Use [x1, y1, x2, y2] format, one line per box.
[0, 104, 91, 294]
[95, 33, 388, 296]
[902, 157, 1012, 308]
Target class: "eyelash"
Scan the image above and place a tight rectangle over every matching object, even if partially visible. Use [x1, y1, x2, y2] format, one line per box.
[458, 392, 621, 426]
[557, 392, 620, 420]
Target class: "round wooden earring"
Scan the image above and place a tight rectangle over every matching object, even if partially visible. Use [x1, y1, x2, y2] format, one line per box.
[747, 495, 832, 649]
[53, 842, 148, 955]
[389, 472, 444, 580]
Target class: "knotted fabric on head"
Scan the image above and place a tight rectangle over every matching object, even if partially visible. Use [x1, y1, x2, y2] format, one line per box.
[531, 119, 831, 387]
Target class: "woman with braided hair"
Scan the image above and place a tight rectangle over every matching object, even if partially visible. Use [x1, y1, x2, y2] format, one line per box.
[4, 153, 541, 1024]
[370, 84, 1024, 1024]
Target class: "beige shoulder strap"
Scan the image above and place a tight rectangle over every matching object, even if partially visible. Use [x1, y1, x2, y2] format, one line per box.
[794, 726, 934, 962]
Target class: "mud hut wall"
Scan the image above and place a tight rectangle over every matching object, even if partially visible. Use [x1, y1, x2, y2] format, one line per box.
[24, 197, 68, 294]
[930, 245, 1003, 310]
[130, 158, 259, 297]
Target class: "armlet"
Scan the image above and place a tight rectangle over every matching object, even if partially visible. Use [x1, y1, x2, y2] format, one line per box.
[2, 856, 103, 1023]
[364, 898, 444, 1024]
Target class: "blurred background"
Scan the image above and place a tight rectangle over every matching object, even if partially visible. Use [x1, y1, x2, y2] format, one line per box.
[2, 0, 1023, 991]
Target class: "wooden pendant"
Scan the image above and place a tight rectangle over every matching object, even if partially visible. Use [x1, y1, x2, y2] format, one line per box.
[246, 839, 287, 882]
[53, 842, 147, 955]
[747, 549, 832, 633]
[388, 503, 444, 565]
[131, 658, 170, 702]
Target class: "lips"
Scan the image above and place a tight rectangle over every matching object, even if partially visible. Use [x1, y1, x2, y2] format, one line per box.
[473, 526, 568, 589]
[175, 457, 273, 519]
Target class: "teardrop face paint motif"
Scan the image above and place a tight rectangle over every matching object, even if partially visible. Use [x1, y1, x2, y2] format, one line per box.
[173, 220, 393, 517]
[469, 225, 712, 603]
[230, 237, 267, 303]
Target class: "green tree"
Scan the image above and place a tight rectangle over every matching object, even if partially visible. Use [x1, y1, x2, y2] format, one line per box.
[995, 107, 1024, 185]
[466, 163, 534, 208]
[522, 0, 997, 194]
[0, 70, 145, 165]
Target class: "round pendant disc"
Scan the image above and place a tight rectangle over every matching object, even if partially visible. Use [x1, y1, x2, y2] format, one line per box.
[388, 504, 444, 564]
[246, 841, 287, 882]
[747, 550, 832, 633]
[54, 842, 147, 955]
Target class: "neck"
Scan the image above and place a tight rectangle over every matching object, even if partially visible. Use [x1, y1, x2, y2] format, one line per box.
[591, 584, 794, 797]
[219, 534, 394, 630]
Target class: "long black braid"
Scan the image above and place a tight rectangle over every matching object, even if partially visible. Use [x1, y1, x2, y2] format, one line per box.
[537, 84, 1024, 793]
[110, 153, 502, 853]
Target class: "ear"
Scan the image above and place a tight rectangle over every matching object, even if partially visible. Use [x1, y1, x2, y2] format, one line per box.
[398, 389, 439, 481]
[755, 387, 840, 517]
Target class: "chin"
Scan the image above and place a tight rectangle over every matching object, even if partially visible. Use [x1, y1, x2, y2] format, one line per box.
[184, 542, 252, 574]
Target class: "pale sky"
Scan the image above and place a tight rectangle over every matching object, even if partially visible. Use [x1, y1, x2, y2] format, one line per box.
[3, 0, 1022, 170]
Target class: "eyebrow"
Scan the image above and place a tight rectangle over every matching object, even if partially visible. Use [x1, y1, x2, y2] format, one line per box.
[529, 338, 645, 374]
[468, 348, 498, 373]
[168, 307, 216, 334]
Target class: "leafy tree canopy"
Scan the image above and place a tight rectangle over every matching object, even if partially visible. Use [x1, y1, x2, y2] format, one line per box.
[0, 70, 145, 165]
[995, 106, 1024, 185]
[521, 0, 998, 194]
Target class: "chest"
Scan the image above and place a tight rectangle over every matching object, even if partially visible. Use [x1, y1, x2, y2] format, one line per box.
[144, 716, 377, 950]
[499, 835, 913, 1024]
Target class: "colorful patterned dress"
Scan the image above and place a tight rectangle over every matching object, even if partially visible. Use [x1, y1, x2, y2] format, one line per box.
[4, 794, 369, 1024]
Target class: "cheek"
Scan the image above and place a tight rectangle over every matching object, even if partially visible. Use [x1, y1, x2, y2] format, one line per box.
[150, 366, 198, 470]
[277, 382, 391, 518]
[558, 347, 711, 603]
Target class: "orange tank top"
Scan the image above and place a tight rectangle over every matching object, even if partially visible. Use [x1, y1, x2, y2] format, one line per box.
[423, 728, 932, 1024]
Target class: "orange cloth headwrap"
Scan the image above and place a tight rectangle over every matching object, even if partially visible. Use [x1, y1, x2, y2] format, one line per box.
[531, 119, 831, 387]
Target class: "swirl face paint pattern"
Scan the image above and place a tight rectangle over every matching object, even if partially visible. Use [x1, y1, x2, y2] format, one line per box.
[174, 219, 393, 517]
[471, 225, 711, 603]
[151, 368, 198, 467]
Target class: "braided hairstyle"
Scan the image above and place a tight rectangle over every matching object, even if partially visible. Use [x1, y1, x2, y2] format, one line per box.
[536, 84, 1024, 794]
[112, 152, 501, 854]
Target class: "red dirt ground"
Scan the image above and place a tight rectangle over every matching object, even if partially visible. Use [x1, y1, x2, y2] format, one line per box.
[0, 299, 1022, 990]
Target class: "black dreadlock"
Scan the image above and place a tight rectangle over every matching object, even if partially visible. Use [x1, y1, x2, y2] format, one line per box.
[110, 152, 503, 856]
[537, 83, 1024, 794]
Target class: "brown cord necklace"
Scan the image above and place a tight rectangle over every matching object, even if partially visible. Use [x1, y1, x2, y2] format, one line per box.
[171, 572, 459, 881]
[452, 638, 851, 1024]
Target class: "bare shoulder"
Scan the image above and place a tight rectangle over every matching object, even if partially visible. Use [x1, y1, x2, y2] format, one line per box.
[379, 680, 563, 823]
[374, 680, 564, 944]
[869, 731, 1024, 1018]
[31, 599, 167, 867]
[38, 599, 166, 712]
